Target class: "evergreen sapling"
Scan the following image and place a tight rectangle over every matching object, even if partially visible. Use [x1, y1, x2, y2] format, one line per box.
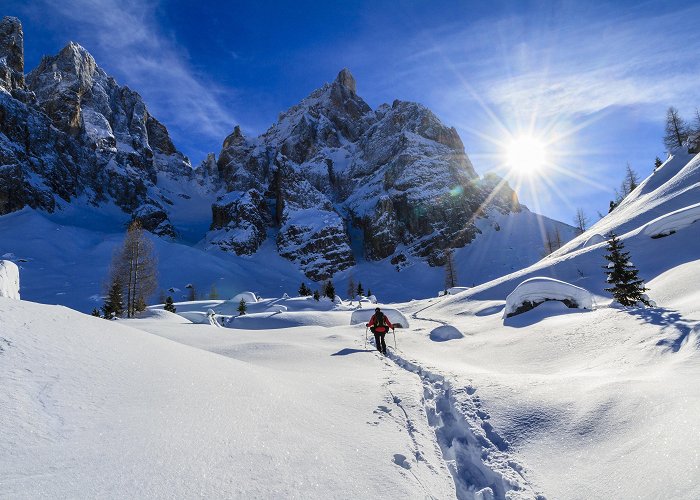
[603, 233, 651, 307]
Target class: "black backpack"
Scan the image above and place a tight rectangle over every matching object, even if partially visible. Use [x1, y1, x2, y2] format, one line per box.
[374, 311, 385, 327]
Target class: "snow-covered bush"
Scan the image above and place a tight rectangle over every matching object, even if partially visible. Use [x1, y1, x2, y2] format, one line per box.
[0, 260, 20, 299]
[503, 277, 593, 318]
[642, 202, 700, 239]
[231, 291, 257, 303]
[350, 308, 410, 328]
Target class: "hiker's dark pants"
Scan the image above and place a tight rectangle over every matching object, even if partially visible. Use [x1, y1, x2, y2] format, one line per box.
[373, 331, 387, 353]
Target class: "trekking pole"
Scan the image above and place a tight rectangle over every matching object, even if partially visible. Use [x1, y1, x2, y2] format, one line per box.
[364, 326, 368, 349]
[392, 327, 397, 350]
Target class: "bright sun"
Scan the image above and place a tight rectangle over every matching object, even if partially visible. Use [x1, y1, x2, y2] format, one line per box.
[506, 136, 547, 174]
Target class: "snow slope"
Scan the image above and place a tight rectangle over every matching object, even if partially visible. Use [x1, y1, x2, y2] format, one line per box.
[0, 298, 456, 498]
[0, 203, 572, 312]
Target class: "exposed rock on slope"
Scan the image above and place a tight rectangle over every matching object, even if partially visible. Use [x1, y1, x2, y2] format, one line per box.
[210, 69, 519, 275]
[0, 17, 195, 236]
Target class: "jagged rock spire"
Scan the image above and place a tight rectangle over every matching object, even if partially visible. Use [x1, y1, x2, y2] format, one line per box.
[0, 16, 25, 92]
[336, 68, 356, 94]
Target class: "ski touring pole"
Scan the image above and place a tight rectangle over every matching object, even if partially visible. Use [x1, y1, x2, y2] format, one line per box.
[392, 328, 397, 350]
[365, 326, 368, 349]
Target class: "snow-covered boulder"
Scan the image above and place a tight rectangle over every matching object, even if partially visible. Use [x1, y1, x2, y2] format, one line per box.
[0, 260, 20, 299]
[583, 233, 606, 247]
[333, 295, 343, 305]
[503, 277, 593, 318]
[367, 295, 377, 304]
[231, 291, 257, 303]
[350, 308, 410, 328]
[641, 202, 700, 238]
[429, 325, 463, 342]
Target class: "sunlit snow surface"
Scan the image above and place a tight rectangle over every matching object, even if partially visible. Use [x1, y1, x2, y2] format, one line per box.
[1, 151, 699, 498]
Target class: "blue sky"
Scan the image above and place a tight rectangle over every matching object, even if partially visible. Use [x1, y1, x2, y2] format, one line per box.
[6, 0, 700, 223]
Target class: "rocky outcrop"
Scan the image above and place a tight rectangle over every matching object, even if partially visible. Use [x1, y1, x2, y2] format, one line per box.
[0, 18, 194, 236]
[208, 189, 269, 255]
[0, 17, 25, 95]
[211, 69, 520, 277]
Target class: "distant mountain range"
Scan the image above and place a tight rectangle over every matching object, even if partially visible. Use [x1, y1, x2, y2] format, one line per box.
[0, 16, 573, 294]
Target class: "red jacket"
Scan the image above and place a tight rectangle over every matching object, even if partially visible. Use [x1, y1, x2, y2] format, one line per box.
[368, 313, 393, 333]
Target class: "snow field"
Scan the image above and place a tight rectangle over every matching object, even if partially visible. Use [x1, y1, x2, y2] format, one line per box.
[0, 298, 456, 499]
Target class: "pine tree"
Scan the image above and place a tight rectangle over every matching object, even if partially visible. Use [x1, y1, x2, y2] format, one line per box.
[367, 288, 372, 297]
[237, 298, 247, 315]
[91, 308, 101, 317]
[187, 284, 196, 302]
[654, 157, 663, 170]
[603, 232, 651, 306]
[313, 290, 320, 301]
[573, 208, 589, 235]
[298, 282, 311, 296]
[102, 277, 125, 319]
[109, 221, 158, 318]
[347, 277, 356, 300]
[621, 163, 639, 196]
[356, 281, 364, 297]
[164, 296, 176, 313]
[324, 280, 336, 300]
[664, 106, 689, 150]
[444, 248, 457, 289]
[209, 284, 220, 300]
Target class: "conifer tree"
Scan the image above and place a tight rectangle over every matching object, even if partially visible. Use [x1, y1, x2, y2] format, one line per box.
[346, 277, 356, 300]
[603, 233, 651, 306]
[573, 208, 589, 235]
[444, 248, 457, 288]
[367, 288, 372, 297]
[298, 282, 311, 296]
[654, 157, 663, 170]
[664, 106, 689, 150]
[91, 308, 101, 317]
[356, 281, 364, 297]
[109, 221, 158, 318]
[102, 277, 125, 319]
[324, 280, 335, 299]
[164, 296, 176, 313]
[313, 290, 320, 301]
[238, 298, 247, 315]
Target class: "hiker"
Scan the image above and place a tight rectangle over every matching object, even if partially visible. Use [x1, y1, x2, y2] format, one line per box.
[367, 307, 393, 355]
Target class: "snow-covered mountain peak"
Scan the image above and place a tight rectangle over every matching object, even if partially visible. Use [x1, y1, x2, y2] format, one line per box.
[336, 67, 357, 94]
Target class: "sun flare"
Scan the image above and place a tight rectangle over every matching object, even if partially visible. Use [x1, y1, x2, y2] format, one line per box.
[506, 136, 547, 174]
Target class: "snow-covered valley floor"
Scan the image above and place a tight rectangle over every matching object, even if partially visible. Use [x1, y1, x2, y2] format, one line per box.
[2, 266, 699, 499]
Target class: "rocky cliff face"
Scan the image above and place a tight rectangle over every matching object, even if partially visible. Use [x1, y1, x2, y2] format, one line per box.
[210, 69, 519, 277]
[0, 17, 195, 236]
[1, 16, 524, 282]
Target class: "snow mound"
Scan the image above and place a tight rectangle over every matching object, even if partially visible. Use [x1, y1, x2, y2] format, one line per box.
[137, 309, 192, 323]
[641, 202, 700, 238]
[583, 233, 606, 247]
[177, 311, 220, 325]
[0, 260, 20, 299]
[225, 311, 348, 329]
[429, 325, 464, 342]
[350, 308, 410, 328]
[504, 277, 593, 318]
[231, 291, 257, 303]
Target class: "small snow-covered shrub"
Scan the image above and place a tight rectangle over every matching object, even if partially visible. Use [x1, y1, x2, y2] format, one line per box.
[504, 277, 593, 318]
[350, 308, 409, 328]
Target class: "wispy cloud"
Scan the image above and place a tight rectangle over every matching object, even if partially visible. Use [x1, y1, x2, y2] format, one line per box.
[25, 0, 237, 161]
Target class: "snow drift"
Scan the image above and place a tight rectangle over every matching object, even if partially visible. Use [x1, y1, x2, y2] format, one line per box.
[0, 260, 20, 299]
[350, 307, 410, 328]
[503, 277, 593, 318]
